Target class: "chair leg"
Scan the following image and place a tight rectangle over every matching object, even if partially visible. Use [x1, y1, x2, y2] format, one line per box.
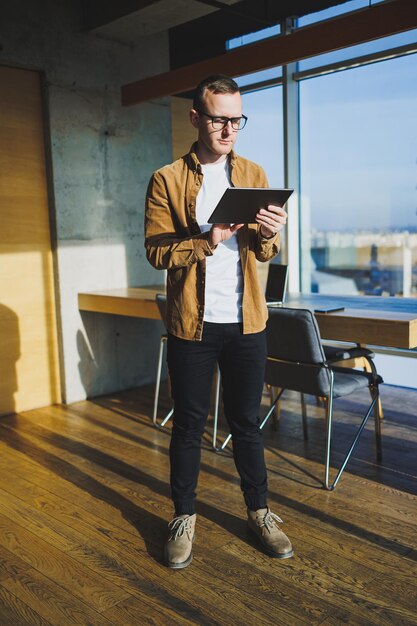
[157, 408, 174, 429]
[325, 386, 379, 490]
[269, 386, 281, 430]
[300, 393, 308, 440]
[152, 335, 166, 426]
[260, 388, 285, 431]
[153, 335, 175, 429]
[372, 385, 383, 462]
[324, 395, 334, 490]
[215, 387, 285, 452]
[212, 364, 221, 450]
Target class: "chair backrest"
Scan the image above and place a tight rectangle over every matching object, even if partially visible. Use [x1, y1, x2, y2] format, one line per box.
[265, 307, 331, 396]
[265, 263, 288, 303]
[155, 293, 167, 329]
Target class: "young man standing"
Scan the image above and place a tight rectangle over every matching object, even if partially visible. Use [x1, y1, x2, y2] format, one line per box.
[145, 75, 293, 569]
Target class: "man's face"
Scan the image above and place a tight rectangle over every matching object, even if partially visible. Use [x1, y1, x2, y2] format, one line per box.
[190, 89, 243, 163]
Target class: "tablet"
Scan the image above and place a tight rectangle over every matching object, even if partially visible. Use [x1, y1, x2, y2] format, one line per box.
[207, 188, 293, 224]
[314, 307, 345, 314]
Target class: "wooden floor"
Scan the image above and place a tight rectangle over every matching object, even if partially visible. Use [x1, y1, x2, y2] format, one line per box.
[0, 383, 416, 626]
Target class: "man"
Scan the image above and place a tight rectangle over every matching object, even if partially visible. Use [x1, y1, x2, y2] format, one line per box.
[145, 75, 293, 569]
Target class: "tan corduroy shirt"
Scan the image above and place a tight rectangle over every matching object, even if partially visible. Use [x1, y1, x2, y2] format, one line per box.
[145, 144, 280, 341]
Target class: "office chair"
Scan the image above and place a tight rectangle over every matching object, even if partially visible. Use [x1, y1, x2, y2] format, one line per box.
[265, 262, 377, 363]
[216, 307, 383, 490]
[264, 263, 382, 416]
[153, 294, 221, 438]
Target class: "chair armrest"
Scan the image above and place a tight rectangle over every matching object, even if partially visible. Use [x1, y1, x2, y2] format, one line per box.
[323, 345, 374, 363]
[329, 364, 383, 386]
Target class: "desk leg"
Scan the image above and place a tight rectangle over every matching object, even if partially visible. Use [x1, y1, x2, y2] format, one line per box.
[362, 356, 384, 420]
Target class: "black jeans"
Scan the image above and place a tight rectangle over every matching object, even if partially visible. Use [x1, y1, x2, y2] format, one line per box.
[167, 322, 268, 516]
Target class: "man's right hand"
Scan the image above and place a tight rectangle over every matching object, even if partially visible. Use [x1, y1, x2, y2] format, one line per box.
[210, 223, 244, 247]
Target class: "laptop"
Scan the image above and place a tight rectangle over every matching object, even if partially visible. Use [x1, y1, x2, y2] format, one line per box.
[265, 264, 288, 306]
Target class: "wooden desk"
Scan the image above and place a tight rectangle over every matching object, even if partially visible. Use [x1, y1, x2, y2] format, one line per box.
[78, 288, 417, 350]
[78, 286, 164, 321]
[283, 294, 417, 350]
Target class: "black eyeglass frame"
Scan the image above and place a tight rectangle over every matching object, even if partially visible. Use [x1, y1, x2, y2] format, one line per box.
[198, 111, 248, 130]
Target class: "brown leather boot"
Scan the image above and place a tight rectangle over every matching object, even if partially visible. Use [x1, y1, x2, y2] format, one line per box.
[247, 507, 293, 559]
[164, 514, 196, 569]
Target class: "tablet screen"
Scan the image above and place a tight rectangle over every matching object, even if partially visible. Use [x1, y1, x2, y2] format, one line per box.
[207, 188, 293, 224]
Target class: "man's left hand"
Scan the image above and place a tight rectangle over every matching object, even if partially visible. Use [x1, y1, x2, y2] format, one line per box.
[256, 204, 287, 238]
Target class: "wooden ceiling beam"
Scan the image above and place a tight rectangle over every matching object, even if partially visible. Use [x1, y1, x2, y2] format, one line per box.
[122, 0, 417, 106]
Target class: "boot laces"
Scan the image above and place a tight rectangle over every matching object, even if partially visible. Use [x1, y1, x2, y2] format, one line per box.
[168, 516, 193, 541]
[260, 511, 284, 534]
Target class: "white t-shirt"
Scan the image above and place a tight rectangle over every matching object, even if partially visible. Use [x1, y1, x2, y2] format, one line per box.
[196, 159, 243, 323]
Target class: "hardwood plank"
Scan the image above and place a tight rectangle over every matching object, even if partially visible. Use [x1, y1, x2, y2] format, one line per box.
[363, 573, 417, 614]
[0, 467, 168, 568]
[318, 611, 387, 626]
[0, 446, 170, 546]
[0, 585, 53, 626]
[190, 542, 337, 626]
[103, 595, 196, 626]
[0, 543, 32, 583]
[0, 512, 129, 613]
[1, 568, 115, 626]
[299, 492, 416, 549]
[307, 484, 417, 527]
[222, 542, 417, 626]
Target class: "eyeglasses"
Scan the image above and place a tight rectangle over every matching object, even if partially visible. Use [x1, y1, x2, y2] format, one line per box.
[198, 111, 248, 131]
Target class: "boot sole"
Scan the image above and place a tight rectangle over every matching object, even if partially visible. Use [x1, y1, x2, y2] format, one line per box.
[165, 552, 193, 569]
[247, 526, 294, 559]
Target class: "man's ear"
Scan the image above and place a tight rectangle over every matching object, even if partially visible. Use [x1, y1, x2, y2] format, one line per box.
[190, 108, 199, 129]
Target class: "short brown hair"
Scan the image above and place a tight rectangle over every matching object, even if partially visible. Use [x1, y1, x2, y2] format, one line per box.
[193, 75, 240, 111]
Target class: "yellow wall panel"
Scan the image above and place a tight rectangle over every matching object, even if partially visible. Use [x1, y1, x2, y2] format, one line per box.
[0, 66, 61, 415]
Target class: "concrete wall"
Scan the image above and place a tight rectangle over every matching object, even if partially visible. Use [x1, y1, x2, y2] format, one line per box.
[0, 0, 171, 402]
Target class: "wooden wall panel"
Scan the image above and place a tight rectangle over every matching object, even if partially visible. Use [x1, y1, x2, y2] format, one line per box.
[0, 65, 61, 415]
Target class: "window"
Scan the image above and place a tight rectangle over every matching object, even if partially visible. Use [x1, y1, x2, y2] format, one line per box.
[300, 53, 417, 296]
[227, 24, 280, 50]
[237, 86, 284, 188]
